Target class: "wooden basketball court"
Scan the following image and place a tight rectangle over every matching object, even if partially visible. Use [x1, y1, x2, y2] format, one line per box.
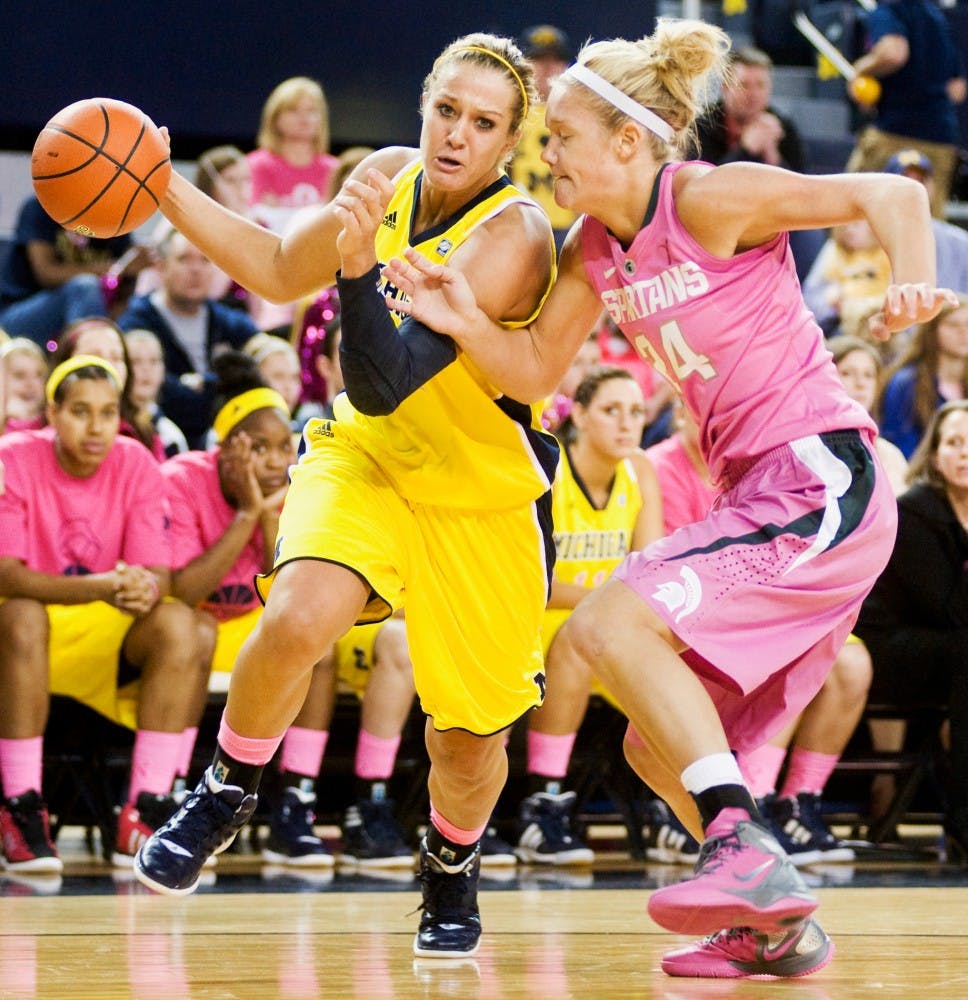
[3, 835, 967, 999]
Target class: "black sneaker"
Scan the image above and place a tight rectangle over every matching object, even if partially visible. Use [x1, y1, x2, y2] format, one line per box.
[770, 794, 855, 866]
[479, 822, 517, 866]
[341, 798, 414, 869]
[413, 839, 482, 958]
[262, 786, 333, 867]
[134, 767, 258, 895]
[643, 799, 700, 865]
[0, 791, 62, 874]
[515, 791, 593, 865]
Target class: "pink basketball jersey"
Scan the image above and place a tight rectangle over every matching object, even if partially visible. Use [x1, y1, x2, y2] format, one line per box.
[580, 161, 874, 485]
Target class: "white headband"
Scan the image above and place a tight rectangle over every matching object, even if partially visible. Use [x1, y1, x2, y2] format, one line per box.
[564, 62, 675, 143]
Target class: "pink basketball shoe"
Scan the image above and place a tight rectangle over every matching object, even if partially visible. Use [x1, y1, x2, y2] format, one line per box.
[647, 808, 817, 935]
[662, 919, 834, 979]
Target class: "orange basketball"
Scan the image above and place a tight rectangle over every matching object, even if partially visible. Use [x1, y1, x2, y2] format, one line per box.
[31, 98, 171, 239]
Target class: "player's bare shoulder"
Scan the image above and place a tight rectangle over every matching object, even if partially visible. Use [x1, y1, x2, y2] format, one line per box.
[341, 146, 420, 189]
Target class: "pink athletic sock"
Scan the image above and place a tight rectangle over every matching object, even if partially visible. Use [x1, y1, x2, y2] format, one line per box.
[279, 726, 328, 781]
[354, 729, 401, 781]
[177, 727, 198, 778]
[429, 804, 487, 846]
[0, 737, 44, 800]
[216, 716, 284, 766]
[779, 747, 839, 798]
[526, 730, 576, 779]
[737, 743, 788, 799]
[129, 730, 184, 801]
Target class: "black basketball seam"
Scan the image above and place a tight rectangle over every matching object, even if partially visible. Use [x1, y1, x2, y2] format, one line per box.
[33, 101, 169, 236]
[63, 109, 148, 232]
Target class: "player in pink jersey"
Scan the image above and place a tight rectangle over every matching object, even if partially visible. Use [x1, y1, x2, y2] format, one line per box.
[162, 352, 338, 867]
[0, 356, 211, 872]
[382, 18, 959, 980]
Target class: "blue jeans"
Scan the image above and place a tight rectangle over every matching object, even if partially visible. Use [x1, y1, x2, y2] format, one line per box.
[0, 274, 107, 348]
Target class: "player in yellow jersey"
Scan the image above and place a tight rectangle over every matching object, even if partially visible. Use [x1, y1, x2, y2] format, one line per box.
[135, 33, 555, 959]
[512, 366, 664, 864]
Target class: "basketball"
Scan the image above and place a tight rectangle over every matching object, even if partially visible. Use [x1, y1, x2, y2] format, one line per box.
[31, 98, 171, 239]
[848, 75, 881, 106]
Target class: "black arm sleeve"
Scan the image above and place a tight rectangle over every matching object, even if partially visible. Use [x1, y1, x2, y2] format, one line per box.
[335, 265, 458, 416]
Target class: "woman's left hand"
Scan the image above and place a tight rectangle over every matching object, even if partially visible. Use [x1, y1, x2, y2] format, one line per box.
[868, 284, 960, 341]
[332, 169, 394, 277]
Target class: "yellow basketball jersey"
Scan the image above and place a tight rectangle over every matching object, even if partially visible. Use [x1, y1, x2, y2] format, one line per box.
[332, 159, 558, 509]
[508, 105, 578, 232]
[552, 447, 644, 589]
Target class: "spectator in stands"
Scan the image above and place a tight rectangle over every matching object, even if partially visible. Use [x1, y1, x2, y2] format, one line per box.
[138, 147, 253, 310]
[802, 219, 892, 338]
[243, 333, 319, 433]
[829, 332, 909, 828]
[847, 0, 966, 217]
[854, 400, 968, 864]
[829, 334, 910, 492]
[1, 338, 48, 434]
[694, 46, 805, 171]
[541, 333, 602, 433]
[877, 294, 968, 458]
[117, 230, 258, 449]
[291, 289, 340, 419]
[247, 76, 339, 235]
[162, 351, 337, 866]
[0, 356, 211, 872]
[123, 330, 189, 459]
[515, 367, 663, 865]
[883, 149, 968, 294]
[54, 318, 166, 461]
[509, 25, 577, 250]
[595, 311, 675, 447]
[0, 195, 153, 349]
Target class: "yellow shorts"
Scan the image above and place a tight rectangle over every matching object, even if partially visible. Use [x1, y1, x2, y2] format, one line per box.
[211, 607, 262, 675]
[46, 602, 140, 730]
[541, 607, 622, 714]
[258, 424, 551, 734]
[334, 623, 384, 699]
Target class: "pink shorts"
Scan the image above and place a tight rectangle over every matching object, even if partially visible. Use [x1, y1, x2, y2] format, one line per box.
[615, 429, 896, 753]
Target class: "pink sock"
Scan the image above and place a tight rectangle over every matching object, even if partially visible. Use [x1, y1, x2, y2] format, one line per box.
[129, 730, 184, 801]
[177, 727, 198, 778]
[0, 737, 44, 800]
[737, 743, 787, 799]
[279, 726, 328, 780]
[780, 748, 839, 798]
[216, 716, 284, 766]
[354, 729, 401, 781]
[429, 804, 487, 845]
[526, 730, 576, 779]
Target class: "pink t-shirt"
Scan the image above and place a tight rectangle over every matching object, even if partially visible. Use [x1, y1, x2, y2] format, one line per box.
[162, 449, 266, 622]
[644, 434, 719, 534]
[581, 161, 874, 487]
[247, 148, 338, 232]
[0, 430, 169, 574]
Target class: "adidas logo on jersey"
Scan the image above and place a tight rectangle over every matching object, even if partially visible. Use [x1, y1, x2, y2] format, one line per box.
[382, 210, 398, 230]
